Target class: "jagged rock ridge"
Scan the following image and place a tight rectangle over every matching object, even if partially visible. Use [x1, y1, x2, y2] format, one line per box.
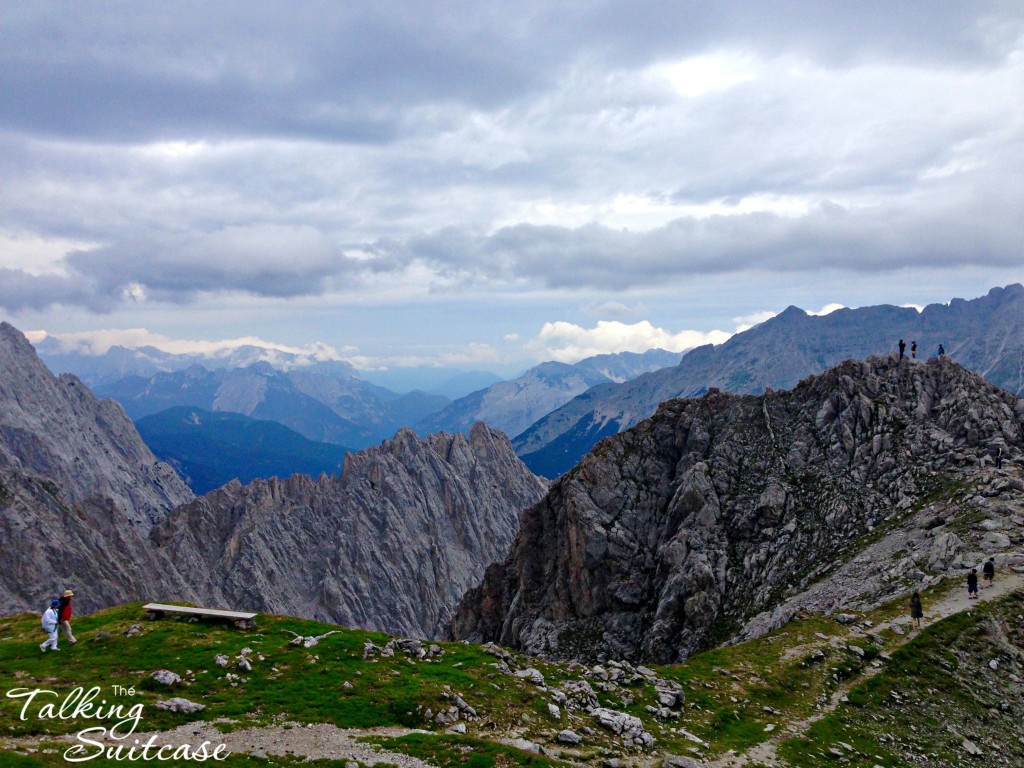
[153, 423, 547, 637]
[452, 355, 1024, 662]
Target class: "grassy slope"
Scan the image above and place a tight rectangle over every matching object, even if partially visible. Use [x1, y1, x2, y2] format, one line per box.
[0, 585, 1020, 767]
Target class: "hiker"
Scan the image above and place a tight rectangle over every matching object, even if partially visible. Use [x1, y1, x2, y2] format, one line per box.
[910, 591, 924, 628]
[58, 589, 77, 644]
[967, 569, 978, 600]
[996, 444, 1003, 469]
[982, 557, 995, 588]
[911, 340, 917, 359]
[938, 343, 945, 357]
[40, 599, 60, 652]
[898, 339, 906, 360]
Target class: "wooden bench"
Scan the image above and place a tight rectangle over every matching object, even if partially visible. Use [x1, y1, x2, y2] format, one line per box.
[143, 603, 258, 630]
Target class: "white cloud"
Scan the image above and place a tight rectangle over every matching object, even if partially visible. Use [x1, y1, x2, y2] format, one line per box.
[0, 231, 97, 276]
[530, 320, 731, 363]
[654, 50, 759, 98]
[808, 303, 846, 316]
[41, 327, 344, 360]
[733, 310, 778, 332]
[345, 342, 501, 371]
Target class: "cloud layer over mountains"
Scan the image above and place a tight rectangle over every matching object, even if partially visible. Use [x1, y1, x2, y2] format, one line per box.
[2, 2, 1022, 369]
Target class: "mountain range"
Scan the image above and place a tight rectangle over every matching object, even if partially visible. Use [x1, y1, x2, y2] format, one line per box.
[0, 321, 546, 635]
[136, 406, 349, 494]
[93, 362, 447, 449]
[514, 284, 1024, 477]
[415, 349, 680, 440]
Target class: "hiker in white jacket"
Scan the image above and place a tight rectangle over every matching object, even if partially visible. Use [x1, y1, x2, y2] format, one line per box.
[40, 599, 60, 652]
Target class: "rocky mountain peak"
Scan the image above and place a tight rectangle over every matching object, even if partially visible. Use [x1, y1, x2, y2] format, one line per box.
[0, 321, 194, 529]
[152, 423, 548, 637]
[452, 355, 1023, 662]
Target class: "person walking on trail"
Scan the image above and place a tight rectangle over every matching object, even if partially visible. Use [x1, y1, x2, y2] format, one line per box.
[40, 599, 60, 652]
[967, 569, 979, 600]
[57, 589, 77, 644]
[898, 339, 906, 360]
[911, 340, 917, 359]
[910, 591, 924, 628]
[982, 557, 995, 588]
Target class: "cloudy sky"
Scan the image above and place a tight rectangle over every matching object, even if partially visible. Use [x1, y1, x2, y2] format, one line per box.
[2, 1, 1022, 376]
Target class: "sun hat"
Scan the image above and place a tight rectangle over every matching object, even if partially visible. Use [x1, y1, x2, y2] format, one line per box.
[64, 589, 74, 597]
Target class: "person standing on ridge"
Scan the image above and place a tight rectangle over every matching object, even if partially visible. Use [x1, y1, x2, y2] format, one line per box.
[898, 339, 906, 360]
[910, 591, 924, 629]
[911, 340, 917, 358]
[57, 589, 76, 644]
[982, 557, 995, 588]
[938, 343, 945, 357]
[967, 569, 978, 600]
[40, 599, 60, 652]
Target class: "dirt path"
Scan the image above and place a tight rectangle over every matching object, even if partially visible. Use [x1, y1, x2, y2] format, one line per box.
[2, 723, 440, 766]
[709, 572, 1024, 768]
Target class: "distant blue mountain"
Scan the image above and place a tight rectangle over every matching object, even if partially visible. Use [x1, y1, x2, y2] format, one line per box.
[415, 349, 680, 439]
[135, 406, 349, 494]
[93, 363, 448, 449]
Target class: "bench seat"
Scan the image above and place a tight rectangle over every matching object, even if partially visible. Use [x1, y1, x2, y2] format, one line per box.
[142, 602, 257, 628]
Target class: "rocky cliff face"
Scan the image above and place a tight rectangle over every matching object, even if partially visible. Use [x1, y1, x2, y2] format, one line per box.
[153, 423, 548, 637]
[0, 321, 197, 614]
[452, 356, 1024, 662]
[515, 284, 1024, 477]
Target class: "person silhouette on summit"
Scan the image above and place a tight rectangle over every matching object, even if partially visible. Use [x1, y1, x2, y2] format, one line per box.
[938, 343, 945, 357]
[898, 339, 906, 360]
[911, 340, 917, 359]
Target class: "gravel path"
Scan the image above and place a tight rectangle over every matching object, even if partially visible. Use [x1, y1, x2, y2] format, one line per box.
[3, 723, 440, 766]
[709, 571, 1024, 768]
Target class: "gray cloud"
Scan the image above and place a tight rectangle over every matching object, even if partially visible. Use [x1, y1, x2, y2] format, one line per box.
[2, 2, 1017, 144]
[1, 0, 1022, 352]
[0, 269, 111, 313]
[399, 192, 1024, 290]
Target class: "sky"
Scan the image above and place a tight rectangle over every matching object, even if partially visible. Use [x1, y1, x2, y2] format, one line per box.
[2, 1, 1023, 377]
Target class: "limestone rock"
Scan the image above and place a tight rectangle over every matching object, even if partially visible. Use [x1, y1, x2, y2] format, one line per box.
[153, 423, 546, 638]
[151, 669, 181, 685]
[154, 697, 205, 714]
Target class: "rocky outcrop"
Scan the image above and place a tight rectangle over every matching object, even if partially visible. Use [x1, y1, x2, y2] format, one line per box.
[0, 321, 197, 614]
[153, 423, 547, 637]
[515, 284, 1024, 477]
[452, 356, 1024, 662]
